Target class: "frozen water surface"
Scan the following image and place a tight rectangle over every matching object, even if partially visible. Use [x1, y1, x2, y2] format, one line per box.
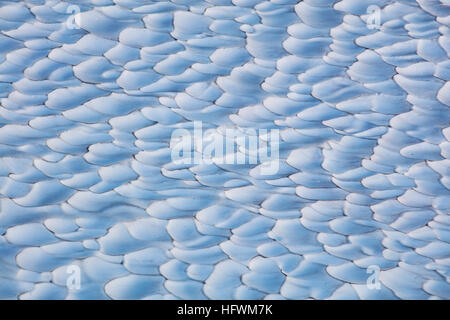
[0, 0, 449, 300]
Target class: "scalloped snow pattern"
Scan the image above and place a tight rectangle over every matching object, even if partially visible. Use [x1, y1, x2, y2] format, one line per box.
[0, 0, 449, 300]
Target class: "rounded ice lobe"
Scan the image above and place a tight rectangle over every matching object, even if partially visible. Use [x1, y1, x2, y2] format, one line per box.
[0, 0, 448, 301]
[6, 223, 56, 246]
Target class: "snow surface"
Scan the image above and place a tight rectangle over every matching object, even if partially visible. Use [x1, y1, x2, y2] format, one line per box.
[0, 0, 449, 300]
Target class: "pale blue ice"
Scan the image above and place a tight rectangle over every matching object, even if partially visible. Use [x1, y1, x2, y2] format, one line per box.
[0, 0, 449, 300]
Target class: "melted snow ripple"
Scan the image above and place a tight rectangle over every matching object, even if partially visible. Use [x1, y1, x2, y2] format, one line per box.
[0, 0, 449, 300]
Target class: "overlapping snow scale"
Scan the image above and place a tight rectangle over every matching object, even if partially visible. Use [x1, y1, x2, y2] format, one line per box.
[0, 0, 448, 300]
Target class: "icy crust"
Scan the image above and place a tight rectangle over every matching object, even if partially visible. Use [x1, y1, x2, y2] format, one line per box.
[0, 0, 449, 300]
